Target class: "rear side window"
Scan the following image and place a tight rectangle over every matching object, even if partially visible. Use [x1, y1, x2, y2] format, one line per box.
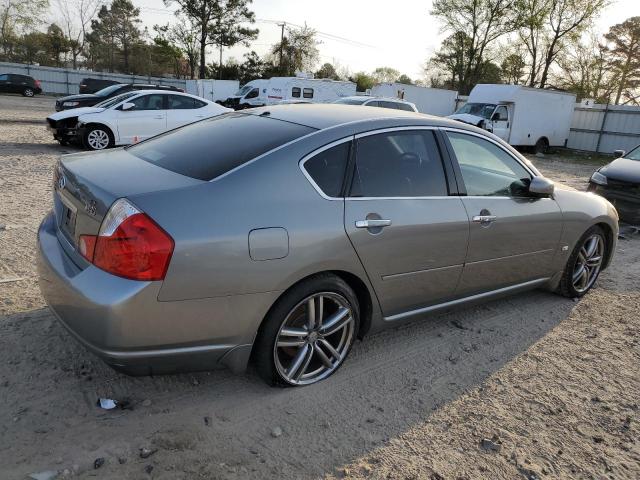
[303, 88, 314, 99]
[350, 130, 448, 197]
[167, 95, 198, 109]
[292, 87, 301, 98]
[378, 101, 400, 110]
[303, 142, 350, 197]
[128, 113, 315, 181]
[396, 103, 415, 112]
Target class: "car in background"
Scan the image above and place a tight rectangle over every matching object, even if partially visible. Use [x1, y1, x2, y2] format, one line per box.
[333, 95, 418, 112]
[0, 73, 42, 97]
[46, 90, 231, 149]
[54, 83, 184, 111]
[588, 146, 640, 224]
[37, 104, 618, 387]
[79, 78, 120, 94]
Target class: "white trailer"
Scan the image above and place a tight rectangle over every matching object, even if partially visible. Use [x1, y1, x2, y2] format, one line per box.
[371, 83, 458, 116]
[223, 76, 356, 109]
[448, 84, 576, 152]
[186, 79, 240, 103]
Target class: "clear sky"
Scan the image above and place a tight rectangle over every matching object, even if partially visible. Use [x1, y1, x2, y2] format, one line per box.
[133, 0, 639, 80]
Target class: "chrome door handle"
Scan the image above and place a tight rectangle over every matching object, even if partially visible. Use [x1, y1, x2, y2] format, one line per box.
[472, 215, 497, 223]
[355, 219, 392, 229]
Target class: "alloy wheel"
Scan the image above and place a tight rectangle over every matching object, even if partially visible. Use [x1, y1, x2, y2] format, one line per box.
[273, 292, 355, 386]
[24, 88, 34, 97]
[87, 129, 110, 150]
[572, 234, 604, 293]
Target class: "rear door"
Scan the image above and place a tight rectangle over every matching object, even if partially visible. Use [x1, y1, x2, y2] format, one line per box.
[344, 128, 469, 318]
[166, 95, 208, 129]
[115, 93, 167, 144]
[443, 129, 563, 295]
[0, 74, 9, 93]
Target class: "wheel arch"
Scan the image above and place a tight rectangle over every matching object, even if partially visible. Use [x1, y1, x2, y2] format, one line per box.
[595, 221, 615, 269]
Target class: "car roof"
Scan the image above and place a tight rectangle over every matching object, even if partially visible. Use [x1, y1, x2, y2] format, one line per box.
[245, 103, 466, 131]
[339, 95, 413, 104]
[125, 89, 204, 99]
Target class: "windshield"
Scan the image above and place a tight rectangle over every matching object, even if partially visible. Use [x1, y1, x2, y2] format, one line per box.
[455, 103, 497, 119]
[626, 145, 640, 160]
[94, 84, 125, 97]
[235, 84, 254, 96]
[95, 91, 137, 109]
[333, 98, 367, 105]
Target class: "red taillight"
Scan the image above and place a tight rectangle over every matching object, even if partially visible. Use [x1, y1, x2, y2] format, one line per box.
[35, 79, 41, 87]
[80, 199, 174, 281]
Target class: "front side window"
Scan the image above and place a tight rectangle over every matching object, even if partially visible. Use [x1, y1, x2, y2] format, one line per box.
[0, 74, 7, 81]
[303, 142, 350, 197]
[130, 94, 165, 110]
[303, 88, 314, 99]
[447, 131, 531, 197]
[396, 102, 415, 112]
[245, 88, 259, 99]
[494, 106, 508, 121]
[350, 130, 448, 197]
[291, 87, 301, 98]
[377, 101, 400, 110]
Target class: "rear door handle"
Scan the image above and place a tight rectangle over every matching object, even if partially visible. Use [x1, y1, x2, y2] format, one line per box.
[472, 215, 497, 224]
[355, 219, 392, 228]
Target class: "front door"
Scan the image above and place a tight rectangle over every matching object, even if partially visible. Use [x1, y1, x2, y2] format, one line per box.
[116, 93, 167, 144]
[490, 105, 510, 142]
[444, 130, 563, 295]
[344, 129, 469, 318]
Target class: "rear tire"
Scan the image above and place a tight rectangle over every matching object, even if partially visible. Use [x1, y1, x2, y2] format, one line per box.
[83, 125, 114, 151]
[253, 274, 360, 387]
[534, 137, 549, 154]
[22, 87, 34, 97]
[558, 226, 606, 298]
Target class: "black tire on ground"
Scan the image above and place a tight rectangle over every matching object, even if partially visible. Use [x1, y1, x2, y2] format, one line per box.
[83, 125, 114, 151]
[534, 137, 549, 154]
[557, 225, 607, 298]
[22, 88, 34, 97]
[253, 273, 360, 387]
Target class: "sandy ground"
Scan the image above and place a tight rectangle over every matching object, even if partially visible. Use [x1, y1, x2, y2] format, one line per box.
[0, 95, 638, 480]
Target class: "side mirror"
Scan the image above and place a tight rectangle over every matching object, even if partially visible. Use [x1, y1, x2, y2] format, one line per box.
[491, 112, 500, 121]
[121, 102, 135, 111]
[614, 149, 625, 158]
[528, 176, 554, 197]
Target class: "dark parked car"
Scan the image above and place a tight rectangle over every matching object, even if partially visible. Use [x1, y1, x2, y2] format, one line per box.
[55, 83, 184, 111]
[0, 73, 42, 96]
[588, 146, 640, 224]
[79, 77, 119, 94]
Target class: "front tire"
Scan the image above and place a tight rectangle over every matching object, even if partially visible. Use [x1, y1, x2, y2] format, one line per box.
[83, 125, 113, 151]
[558, 226, 606, 298]
[253, 274, 360, 387]
[22, 87, 34, 97]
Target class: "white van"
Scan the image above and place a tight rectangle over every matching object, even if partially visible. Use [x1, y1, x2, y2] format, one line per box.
[224, 77, 356, 109]
[371, 83, 458, 116]
[448, 84, 576, 152]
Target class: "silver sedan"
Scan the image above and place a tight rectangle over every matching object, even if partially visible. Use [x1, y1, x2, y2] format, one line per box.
[37, 105, 618, 386]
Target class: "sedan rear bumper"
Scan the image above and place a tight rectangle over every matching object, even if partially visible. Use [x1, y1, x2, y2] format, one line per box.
[37, 212, 274, 375]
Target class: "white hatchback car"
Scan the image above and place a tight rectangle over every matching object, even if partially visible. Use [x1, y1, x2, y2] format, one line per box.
[46, 90, 232, 150]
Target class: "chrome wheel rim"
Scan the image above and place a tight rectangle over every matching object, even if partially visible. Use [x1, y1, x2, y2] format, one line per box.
[87, 130, 109, 150]
[274, 292, 355, 386]
[572, 234, 604, 293]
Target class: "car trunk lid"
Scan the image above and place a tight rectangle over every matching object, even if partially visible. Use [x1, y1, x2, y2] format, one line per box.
[53, 148, 202, 265]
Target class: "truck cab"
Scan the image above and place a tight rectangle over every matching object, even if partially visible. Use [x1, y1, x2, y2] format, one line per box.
[223, 80, 268, 109]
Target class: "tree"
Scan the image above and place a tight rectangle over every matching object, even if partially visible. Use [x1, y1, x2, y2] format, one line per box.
[167, 0, 258, 79]
[45, 23, 69, 66]
[315, 62, 340, 80]
[110, 0, 141, 72]
[397, 74, 413, 84]
[210, 0, 258, 79]
[515, 0, 608, 88]
[1, 0, 49, 59]
[350, 71, 375, 92]
[371, 66, 400, 83]
[500, 53, 526, 84]
[604, 16, 640, 105]
[237, 50, 272, 83]
[431, 0, 516, 94]
[271, 24, 320, 76]
[54, 0, 100, 69]
[155, 15, 200, 79]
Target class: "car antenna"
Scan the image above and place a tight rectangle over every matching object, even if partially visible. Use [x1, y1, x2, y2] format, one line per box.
[259, 111, 271, 116]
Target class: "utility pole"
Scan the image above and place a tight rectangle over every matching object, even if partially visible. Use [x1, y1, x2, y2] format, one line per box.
[278, 22, 285, 75]
[219, 43, 223, 80]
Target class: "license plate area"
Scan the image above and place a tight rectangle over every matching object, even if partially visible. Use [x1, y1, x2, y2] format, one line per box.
[57, 193, 77, 243]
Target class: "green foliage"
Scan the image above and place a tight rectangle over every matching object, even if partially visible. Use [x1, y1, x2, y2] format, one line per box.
[371, 66, 400, 83]
[315, 62, 340, 80]
[500, 54, 526, 84]
[396, 74, 413, 85]
[350, 71, 375, 92]
[271, 24, 320, 76]
[604, 16, 640, 104]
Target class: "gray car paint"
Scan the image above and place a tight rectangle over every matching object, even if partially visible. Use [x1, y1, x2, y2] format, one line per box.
[37, 105, 619, 376]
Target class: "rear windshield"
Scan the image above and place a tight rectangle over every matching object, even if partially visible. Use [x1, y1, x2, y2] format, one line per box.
[127, 113, 315, 181]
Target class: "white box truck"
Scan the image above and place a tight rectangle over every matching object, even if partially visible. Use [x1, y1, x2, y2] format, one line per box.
[448, 84, 576, 152]
[371, 83, 458, 116]
[186, 79, 240, 103]
[223, 77, 356, 109]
